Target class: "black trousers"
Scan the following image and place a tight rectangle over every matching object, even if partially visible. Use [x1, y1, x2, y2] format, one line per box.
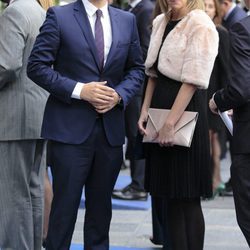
[231, 153, 250, 247]
[46, 119, 123, 250]
[125, 95, 145, 190]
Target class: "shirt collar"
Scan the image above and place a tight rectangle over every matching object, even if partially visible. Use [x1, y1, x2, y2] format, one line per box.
[82, 0, 109, 18]
[130, 0, 142, 8]
[224, 2, 236, 20]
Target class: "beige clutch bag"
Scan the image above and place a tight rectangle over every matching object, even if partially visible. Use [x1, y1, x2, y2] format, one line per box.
[143, 108, 199, 147]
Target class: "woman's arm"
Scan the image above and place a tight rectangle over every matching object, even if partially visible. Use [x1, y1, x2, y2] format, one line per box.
[157, 82, 197, 146]
[138, 77, 157, 135]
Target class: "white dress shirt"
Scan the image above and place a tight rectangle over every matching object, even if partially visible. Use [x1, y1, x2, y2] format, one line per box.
[129, 0, 142, 9]
[72, 0, 112, 99]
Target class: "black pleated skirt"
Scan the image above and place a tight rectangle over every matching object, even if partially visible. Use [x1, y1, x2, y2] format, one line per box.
[144, 74, 212, 199]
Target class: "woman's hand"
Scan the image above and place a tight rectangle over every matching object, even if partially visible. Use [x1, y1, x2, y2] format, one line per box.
[138, 109, 148, 135]
[157, 122, 175, 147]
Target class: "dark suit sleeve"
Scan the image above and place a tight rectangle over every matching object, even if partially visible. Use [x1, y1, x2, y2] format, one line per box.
[214, 20, 250, 111]
[217, 27, 230, 89]
[137, 7, 152, 61]
[27, 8, 77, 104]
[114, 15, 145, 107]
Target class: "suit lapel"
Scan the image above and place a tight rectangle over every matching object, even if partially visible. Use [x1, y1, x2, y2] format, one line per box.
[73, 0, 101, 71]
[226, 7, 239, 28]
[131, 0, 143, 15]
[103, 6, 119, 72]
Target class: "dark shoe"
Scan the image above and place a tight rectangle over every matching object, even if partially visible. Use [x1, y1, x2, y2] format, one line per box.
[150, 236, 163, 245]
[42, 238, 47, 248]
[112, 185, 148, 201]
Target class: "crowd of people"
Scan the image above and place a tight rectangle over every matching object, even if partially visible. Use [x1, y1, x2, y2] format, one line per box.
[0, 0, 250, 249]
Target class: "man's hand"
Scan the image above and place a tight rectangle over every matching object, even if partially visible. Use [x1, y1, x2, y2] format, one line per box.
[209, 96, 218, 114]
[80, 81, 120, 113]
[94, 91, 120, 113]
[227, 109, 233, 118]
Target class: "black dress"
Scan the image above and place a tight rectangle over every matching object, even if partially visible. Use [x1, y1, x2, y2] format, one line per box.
[145, 20, 212, 199]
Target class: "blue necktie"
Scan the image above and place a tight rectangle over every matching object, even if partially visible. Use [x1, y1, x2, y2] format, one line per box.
[95, 9, 104, 69]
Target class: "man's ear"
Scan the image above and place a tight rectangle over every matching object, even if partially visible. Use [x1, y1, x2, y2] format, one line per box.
[223, 0, 231, 8]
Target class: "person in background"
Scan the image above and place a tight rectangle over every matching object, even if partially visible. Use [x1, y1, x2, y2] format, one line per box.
[43, 142, 54, 248]
[43, 165, 53, 248]
[209, 0, 250, 243]
[138, 0, 218, 249]
[217, 0, 246, 196]
[219, 0, 246, 29]
[145, 1, 167, 247]
[27, 0, 144, 249]
[39, 2, 55, 248]
[112, 0, 154, 201]
[204, 0, 230, 197]
[0, 0, 53, 249]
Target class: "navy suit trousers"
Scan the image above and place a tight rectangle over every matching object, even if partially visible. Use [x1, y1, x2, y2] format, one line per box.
[46, 118, 123, 250]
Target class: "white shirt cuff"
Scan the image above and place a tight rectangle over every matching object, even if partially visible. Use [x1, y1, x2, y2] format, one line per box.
[71, 82, 84, 99]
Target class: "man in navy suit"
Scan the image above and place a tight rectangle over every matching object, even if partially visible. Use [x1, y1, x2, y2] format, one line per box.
[219, 0, 247, 30]
[209, 0, 250, 244]
[217, 0, 247, 196]
[27, 0, 144, 248]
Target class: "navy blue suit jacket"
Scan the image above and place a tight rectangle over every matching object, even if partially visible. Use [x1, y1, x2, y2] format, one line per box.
[130, 0, 154, 61]
[27, 0, 144, 146]
[222, 5, 247, 30]
[214, 16, 250, 154]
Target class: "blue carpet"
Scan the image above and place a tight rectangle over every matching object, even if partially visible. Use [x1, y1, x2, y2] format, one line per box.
[48, 169, 151, 210]
[70, 244, 160, 250]
[80, 175, 151, 210]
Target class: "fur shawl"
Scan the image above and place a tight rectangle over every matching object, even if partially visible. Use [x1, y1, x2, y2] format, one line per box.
[145, 9, 219, 89]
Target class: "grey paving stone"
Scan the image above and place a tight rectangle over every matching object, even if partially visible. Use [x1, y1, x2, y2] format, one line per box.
[110, 223, 138, 232]
[71, 149, 249, 249]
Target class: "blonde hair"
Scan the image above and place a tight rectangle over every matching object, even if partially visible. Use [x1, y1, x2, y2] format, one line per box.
[153, 0, 163, 18]
[158, 0, 205, 18]
[38, 0, 55, 10]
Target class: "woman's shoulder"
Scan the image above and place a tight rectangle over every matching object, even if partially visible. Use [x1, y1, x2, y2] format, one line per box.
[185, 9, 215, 29]
[152, 13, 166, 26]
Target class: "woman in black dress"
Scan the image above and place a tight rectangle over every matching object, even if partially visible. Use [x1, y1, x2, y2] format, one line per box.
[138, 0, 219, 249]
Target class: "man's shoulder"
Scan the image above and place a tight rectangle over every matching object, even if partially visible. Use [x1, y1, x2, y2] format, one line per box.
[137, 0, 154, 11]
[0, 0, 45, 25]
[49, 1, 75, 14]
[231, 16, 250, 36]
[7, 0, 43, 12]
[109, 5, 134, 18]
[109, 5, 137, 25]
[237, 15, 250, 31]
[231, 5, 247, 21]
[45, 1, 79, 24]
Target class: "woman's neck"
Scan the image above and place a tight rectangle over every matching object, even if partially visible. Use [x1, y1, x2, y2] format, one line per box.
[171, 8, 188, 20]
